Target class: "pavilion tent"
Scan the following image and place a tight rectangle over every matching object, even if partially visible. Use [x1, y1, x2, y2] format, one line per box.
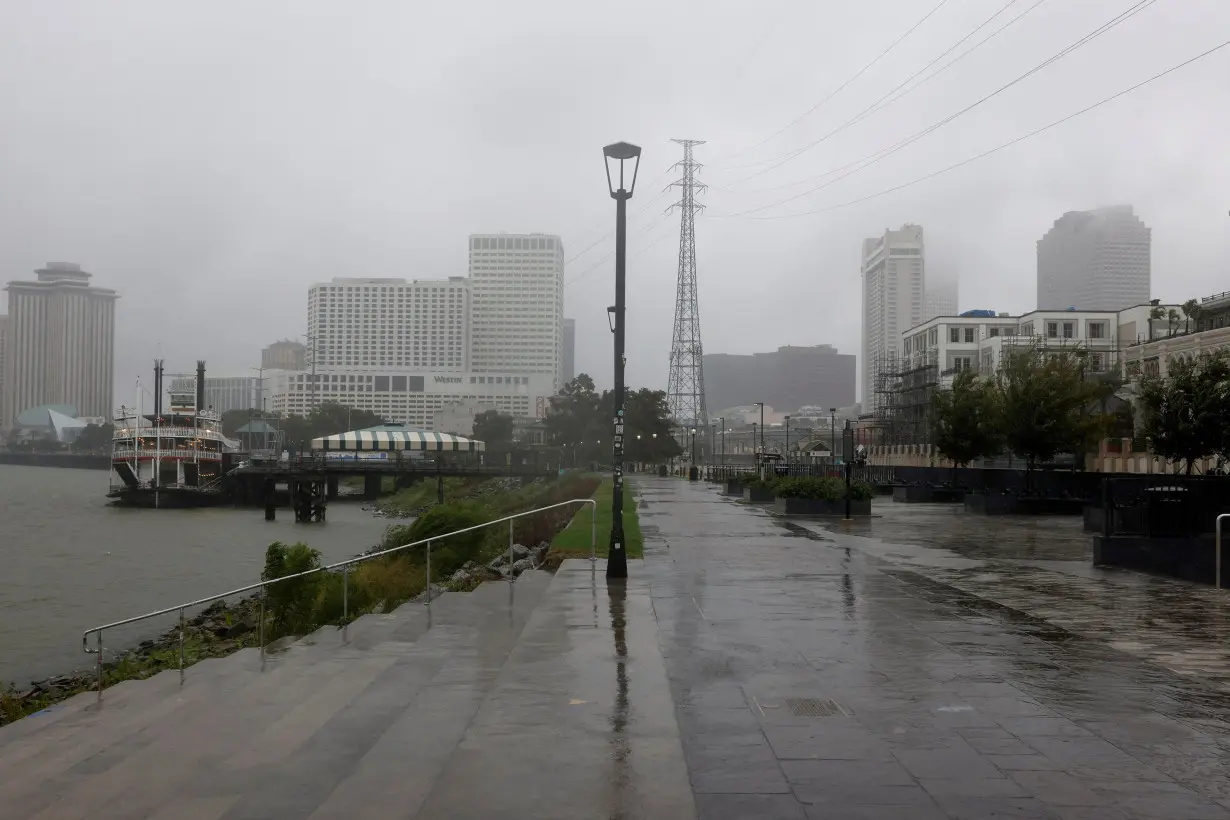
[310, 430, 485, 452]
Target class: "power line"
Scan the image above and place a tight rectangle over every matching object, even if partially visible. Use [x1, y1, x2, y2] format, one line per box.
[715, 0, 1162, 216]
[708, 0, 954, 168]
[718, 0, 1049, 192]
[727, 39, 1230, 221]
[563, 221, 676, 289]
[563, 166, 673, 266]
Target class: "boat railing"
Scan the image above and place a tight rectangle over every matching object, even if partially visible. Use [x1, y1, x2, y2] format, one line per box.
[82, 497, 598, 698]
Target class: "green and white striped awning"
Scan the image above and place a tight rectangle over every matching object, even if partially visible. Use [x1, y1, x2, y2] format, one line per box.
[310, 431, 485, 452]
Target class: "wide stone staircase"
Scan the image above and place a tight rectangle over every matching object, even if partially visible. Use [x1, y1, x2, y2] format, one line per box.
[0, 562, 693, 820]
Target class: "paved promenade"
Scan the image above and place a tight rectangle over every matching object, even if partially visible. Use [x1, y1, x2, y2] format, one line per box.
[639, 477, 1230, 819]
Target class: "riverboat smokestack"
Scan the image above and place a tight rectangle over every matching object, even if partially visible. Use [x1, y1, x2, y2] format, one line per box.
[196, 360, 206, 413]
[153, 359, 163, 419]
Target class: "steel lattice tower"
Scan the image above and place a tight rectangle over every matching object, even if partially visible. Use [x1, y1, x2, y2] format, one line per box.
[666, 138, 709, 433]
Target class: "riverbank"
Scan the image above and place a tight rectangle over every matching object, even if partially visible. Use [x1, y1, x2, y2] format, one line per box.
[0, 472, 609, 727]
[0, 452, 109, 470]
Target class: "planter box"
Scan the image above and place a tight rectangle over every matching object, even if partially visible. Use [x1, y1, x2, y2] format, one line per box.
[1094, 534, 1226, 585]
[964, 494, 1085, 515]
[893, 485, 966, 503]
[774, 497, 872, 516]
[724, 481, 745, 496]
[743, 486, 776, 503]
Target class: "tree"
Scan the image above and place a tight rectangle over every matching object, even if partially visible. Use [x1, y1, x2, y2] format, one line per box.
[72, 423, 114, 453]
[617, 388, 682, 464]
[1167, 308, 1181, 337]
[472, 409, 514, 450]
[1182, 298, 1203, 334]
[221, 408, 266, 438]
[1137, 351, 1230, 474]
[280, 403, 387, 448]
[930, 370, 1002, 475]
[996, 347, 1096, 478]
[543, 375, 681, 466]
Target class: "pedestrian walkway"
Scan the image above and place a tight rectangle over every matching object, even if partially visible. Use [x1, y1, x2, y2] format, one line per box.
[638, 476, 1230, 819]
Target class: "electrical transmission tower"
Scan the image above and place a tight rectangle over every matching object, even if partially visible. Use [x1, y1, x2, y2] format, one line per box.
[666, 138, 709, 436]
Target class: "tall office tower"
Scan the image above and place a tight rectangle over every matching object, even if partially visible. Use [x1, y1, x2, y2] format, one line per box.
[468, 234, 565, 388]
[261, 339, 307, 371]
[861, 225, 924, 409]
[0, 315, 7, 429]
[924, 274, 958, 321]
[1037, 205, 1151, 310]
[2, 263, 118, 426]
[307, 277, 470, 369]
[562, 318, 576, 384]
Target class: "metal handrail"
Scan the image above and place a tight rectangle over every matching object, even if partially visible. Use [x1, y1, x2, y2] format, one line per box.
[82, 497, 598, 699]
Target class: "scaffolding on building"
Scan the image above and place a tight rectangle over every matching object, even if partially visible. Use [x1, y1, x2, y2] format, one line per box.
[868, 348, 938, 447]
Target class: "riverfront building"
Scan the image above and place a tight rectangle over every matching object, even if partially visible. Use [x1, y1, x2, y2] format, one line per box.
[2, 263, 117, 429]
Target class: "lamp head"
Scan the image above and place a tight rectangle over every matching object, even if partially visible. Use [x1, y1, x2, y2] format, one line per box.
[603, 142, 642, 198]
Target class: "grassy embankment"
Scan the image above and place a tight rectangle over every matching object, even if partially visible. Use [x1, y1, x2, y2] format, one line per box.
[548, 478, 643, 565]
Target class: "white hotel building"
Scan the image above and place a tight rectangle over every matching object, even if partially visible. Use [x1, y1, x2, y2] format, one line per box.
[269, 234, 566, 431]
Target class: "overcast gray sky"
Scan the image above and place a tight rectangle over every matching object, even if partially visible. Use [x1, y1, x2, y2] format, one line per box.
[1, 0, 1227, 401]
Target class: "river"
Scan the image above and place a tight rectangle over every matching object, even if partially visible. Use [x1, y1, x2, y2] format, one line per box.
[0, 465, 393, 686]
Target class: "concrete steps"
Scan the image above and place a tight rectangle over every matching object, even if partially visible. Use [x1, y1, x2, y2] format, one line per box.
[0, 563, 694, 820]
[0, 572, 555, 820]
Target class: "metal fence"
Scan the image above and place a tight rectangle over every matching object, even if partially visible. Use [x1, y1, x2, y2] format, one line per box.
[708, 464, 896, 484]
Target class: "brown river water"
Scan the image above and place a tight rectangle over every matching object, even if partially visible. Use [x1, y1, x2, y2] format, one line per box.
[0, 464, 391, 686]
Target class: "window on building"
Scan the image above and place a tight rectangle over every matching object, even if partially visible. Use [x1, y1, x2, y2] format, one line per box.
[989, 327, 999, 337]
[408, 376, 424, 392]
[949, 327, 960, 343]
[1047, 322, 1058, 338]
[1090, 353, 1105, 372]
[964, 327, 975, 343]
[1089, 322, 1106, 339]
[1063, 322, 1074, 339]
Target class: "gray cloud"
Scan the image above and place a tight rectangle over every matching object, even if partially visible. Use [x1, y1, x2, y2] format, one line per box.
[1, 0, 1227, 398]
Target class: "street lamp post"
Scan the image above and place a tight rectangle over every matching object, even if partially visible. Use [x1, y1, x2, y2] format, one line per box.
[690, 428, 697, 469]
[784, 415, 791, 473]
[602, 140, 641, 581]
[719, 417, 725, 466]
[754, 402, 765, 475]
[829, 407, 837, 470]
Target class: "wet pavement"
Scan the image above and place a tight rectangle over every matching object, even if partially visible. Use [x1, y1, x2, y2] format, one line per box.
[639, 477, 1230, 819]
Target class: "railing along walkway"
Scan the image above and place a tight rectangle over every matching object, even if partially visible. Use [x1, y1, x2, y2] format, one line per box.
[82, 498, 597, 699]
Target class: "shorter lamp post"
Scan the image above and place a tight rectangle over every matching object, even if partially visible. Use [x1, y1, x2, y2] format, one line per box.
[784, 415, 791, 473]
[829, 408, 837, 470]
[690, 427, 697, 466]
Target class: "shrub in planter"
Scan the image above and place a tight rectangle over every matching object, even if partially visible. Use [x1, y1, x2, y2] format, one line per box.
[847, 480, 875, 501]
[774, 476, 843, 501]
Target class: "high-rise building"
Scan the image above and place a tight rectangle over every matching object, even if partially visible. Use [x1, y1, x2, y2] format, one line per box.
[168, 375, 261, 415]
[468, 234, 564, 388]
[1037, 205, 1151, 311]
[261, 340, 307, 371]
[861, 225, 924, 409]
[2, 263, 118, 427]
[306, 277, 470, 369]
[562, 318, 576, 384]
[0, 315, 7, 429]
[924, 275, 958, 321]
[704, 345, 855, 415]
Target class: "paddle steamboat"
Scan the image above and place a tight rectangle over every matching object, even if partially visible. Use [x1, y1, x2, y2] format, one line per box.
[109, 360, 232, 507]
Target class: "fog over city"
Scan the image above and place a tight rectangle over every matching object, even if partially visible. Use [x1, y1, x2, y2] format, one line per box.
[1, 0, 1227, 396]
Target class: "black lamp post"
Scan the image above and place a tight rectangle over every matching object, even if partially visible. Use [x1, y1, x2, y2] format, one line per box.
[690, 428, 697, 466]
[719, 416, 725, 466]
[829, 407, 837, 469]
[784, 415, 791, 472]
[603, 140, 641, 580]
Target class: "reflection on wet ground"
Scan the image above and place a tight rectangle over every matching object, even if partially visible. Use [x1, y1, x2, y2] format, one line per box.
[798, 499, 1230, 693]
[640, 478, 1230, 819]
